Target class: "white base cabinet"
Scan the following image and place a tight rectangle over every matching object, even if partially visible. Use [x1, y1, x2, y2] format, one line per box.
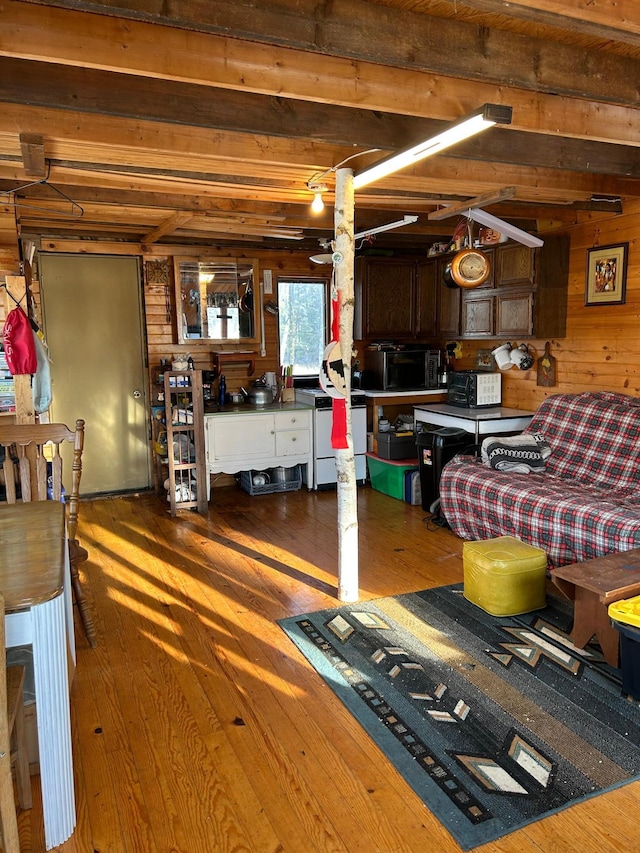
[205, 406, 313, 481]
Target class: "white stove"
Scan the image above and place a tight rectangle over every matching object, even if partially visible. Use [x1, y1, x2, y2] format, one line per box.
[295, 388, 367, 489]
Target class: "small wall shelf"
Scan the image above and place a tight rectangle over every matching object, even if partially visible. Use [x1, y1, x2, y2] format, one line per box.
[212, 351, 256, 377]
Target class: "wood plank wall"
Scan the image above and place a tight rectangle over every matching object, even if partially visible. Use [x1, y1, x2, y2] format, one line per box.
[453, 199, 640, 411]
[143, 249, 331, 399]
[2, 199, 638, 425]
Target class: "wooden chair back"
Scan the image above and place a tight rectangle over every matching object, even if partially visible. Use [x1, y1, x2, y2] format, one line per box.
[0, 420, 85, 541]
[0, 419, 97, 648]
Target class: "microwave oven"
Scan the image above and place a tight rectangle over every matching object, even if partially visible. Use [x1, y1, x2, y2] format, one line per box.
[447, 370, 502, 408]
[362, 349, 440, 391]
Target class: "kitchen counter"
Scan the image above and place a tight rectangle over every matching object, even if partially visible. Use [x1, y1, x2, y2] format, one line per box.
[363, 389, 446, 399]
[204, 401, 313, 416]
[363, 389, 448, 441]
[414, 403, 535, 443]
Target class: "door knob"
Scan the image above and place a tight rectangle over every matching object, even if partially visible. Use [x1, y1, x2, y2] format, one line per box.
[133, 390, 142, 399]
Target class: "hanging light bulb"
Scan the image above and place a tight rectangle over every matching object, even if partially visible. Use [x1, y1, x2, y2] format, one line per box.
[307, 182, 328, 213]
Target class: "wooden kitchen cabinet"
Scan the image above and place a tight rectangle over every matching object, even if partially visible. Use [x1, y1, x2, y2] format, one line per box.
[461, 288, 495, 337]
[355, 236, 568, 343]
[437, 258, 462, 339]
[355, 257, 416, 339]
[495, 288, 534, 337]
[496, 244, 535, 286]
[415, 260, 438, 339]
[457, 235, 569, 340]
[354, 253, 456, 341]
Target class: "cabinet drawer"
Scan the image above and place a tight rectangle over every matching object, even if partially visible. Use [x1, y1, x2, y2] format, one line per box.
[275, 429, 310, 456]
[274, 411, 310, 430]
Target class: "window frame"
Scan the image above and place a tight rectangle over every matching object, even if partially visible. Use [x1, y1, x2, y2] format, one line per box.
[276, 275, 332, 379]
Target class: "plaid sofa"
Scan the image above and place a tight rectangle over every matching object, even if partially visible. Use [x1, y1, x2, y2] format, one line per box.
[439, 392, 640, 568]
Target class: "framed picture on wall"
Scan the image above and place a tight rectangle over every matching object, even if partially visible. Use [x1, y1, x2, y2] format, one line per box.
[585, 242, 628, 306]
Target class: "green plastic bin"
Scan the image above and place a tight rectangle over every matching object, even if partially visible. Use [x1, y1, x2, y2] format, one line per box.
[366, 452, 418, 501]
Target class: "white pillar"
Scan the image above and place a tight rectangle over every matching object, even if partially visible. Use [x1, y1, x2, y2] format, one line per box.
[333, 167, 359, 602]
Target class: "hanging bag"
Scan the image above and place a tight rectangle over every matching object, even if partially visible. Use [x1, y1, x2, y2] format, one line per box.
[2, 305, 37, 375]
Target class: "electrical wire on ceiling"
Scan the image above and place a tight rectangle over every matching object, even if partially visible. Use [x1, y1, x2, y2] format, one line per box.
[0, 162, 84, 218]
[306, 149, 383, 188]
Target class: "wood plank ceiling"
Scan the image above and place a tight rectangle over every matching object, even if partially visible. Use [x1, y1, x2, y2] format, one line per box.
[0, 0, 639, 252]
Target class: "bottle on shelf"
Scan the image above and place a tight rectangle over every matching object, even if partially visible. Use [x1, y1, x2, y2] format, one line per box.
[218, 374, 226, 407]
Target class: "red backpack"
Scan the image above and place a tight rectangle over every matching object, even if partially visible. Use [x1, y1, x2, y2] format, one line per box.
[2, 305, 37, 375]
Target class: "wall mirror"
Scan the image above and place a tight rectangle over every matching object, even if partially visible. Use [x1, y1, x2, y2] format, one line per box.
[174, 257, 259, 344]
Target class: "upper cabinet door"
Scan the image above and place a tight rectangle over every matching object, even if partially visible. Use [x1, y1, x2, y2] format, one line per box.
[415, 261, 437, 339]
[461, 290, 495, 338]
[174, 257, 260, 345]
[496, 244, 535, 287]
[362, 259, 416, 338]
[436, 260, 461, 339]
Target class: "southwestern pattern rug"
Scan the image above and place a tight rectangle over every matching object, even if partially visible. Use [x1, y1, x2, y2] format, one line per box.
[279, 585, 640, 850]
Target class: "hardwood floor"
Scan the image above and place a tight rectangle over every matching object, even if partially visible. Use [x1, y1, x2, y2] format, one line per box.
[18, 485, 640, 852]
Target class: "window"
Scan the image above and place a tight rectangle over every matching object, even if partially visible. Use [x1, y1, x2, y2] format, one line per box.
[278, 278, 329, 377]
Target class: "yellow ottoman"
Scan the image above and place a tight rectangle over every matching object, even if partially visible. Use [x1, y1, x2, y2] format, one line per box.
[463, 536, 548, 616]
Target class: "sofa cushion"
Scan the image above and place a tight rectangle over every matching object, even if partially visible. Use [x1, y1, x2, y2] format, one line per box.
[439, 391, 640, 569]
[526, 391, 640, 489]
[439, 457, 640, 568]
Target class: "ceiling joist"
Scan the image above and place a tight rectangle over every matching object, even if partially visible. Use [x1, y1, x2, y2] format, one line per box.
[2, 0, 639, 250]
[428, 188, 517, 221]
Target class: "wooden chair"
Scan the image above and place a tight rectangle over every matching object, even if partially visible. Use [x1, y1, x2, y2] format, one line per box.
[0, 420, 97, 648]
[0, 591, 32, 851]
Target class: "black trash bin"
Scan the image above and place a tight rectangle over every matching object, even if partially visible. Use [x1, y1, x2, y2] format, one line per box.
[416, 427, 469, 512]
[609, 597, 640, 699]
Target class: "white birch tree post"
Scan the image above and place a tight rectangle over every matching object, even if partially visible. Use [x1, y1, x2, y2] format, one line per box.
[333, 167, 359, 602]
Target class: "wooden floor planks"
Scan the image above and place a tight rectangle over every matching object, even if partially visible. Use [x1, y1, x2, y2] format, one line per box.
[14, 485, 640, 852]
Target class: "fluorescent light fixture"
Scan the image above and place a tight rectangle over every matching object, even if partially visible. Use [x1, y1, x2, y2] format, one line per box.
[354, 215, 418, 240]
[467, 207, 544, 248]
[310, 215, 419, 264]
[353, 104, 512, 190]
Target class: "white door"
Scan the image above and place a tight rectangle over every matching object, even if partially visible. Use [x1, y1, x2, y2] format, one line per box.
[39, 253, 151, 495]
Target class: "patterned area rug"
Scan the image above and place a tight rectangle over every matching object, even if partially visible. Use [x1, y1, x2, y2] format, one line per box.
[279, 585, 640, 850]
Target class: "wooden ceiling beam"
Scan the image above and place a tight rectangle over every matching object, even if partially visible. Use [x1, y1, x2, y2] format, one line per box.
[428, 187, 517, 221]
[437, 0, 640, 47]
[1, 106, 637, 204]
[141, 211, 195, 243]
[12, 0, 640, 103]
[3, 1, 640, 142]
[0, 182, 296, 216]
[3, 58, 640, 179]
